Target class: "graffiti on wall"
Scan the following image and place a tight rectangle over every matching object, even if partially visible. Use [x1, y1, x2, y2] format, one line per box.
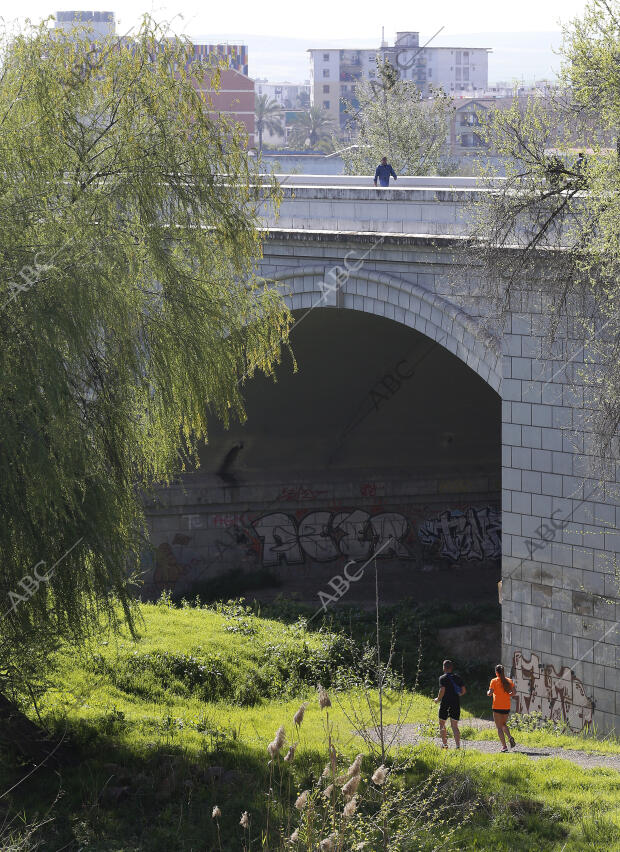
[512, 651, 594, 732]
[418, 506, 501, 561]
[144, 517, 262, 597]
[141, 492, 501, 596]
[149, 534, 206, 596]
[251, 510, 412, 566]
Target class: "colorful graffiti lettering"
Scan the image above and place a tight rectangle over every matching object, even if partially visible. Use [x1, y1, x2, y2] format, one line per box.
[512, 651, 594, 732]
[251, 509, 413, 566]
[418, 506, 501, 561]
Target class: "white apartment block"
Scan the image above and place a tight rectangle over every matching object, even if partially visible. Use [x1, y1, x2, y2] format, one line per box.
[255, 79, 310, 109]
[309, 31, 490, 128]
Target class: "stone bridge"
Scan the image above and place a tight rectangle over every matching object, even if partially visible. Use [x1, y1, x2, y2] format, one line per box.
[143, 176, 619, 734]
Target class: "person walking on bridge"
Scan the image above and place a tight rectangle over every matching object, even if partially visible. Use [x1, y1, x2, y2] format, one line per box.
[434, 659, 466, 748]
[488, 664, 516, 752]
[374, 156, 397, 188]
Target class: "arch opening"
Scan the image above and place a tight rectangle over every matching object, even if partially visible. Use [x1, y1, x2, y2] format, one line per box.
[144, 307, 502, 624]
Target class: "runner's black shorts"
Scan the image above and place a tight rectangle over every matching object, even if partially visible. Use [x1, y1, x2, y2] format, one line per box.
[438, 702, 460, 721]
[493, 708, 510, 715]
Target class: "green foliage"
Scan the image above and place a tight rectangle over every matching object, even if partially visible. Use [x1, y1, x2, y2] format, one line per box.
[469, 0, 620, 466]
[0, 16, 290, 692]
[508, 712, 572, 736]
[0, 604, 618, 849]
[288, 106, 335, 151]
[255, 94, 284, 151]
[258, 597, 501, 704]
[84, 602, 376, 707]
[341, 59, 454, 175]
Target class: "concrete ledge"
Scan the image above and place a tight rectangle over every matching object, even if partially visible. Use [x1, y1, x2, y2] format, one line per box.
[261, 228, 466, 247]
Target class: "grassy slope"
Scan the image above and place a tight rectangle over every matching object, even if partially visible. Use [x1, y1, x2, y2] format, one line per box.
[1, 602, 618, 851]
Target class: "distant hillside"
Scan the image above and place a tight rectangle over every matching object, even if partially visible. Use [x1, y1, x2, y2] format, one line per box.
[194, 30, 563, 85]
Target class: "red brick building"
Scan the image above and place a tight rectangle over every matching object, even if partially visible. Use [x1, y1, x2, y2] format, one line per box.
[198, 68, 256, 148]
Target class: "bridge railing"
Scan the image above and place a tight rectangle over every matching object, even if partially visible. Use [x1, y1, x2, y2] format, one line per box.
[256, 176, 500, 237]
[263, 174, 505, 190]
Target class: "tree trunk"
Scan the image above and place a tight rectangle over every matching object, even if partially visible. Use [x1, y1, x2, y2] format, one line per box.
[0, 692, 75, 767]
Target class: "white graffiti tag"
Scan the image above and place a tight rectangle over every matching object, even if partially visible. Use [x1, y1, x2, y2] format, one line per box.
[252, 510, 412, 566]
[418, 506, 501, 561]
[512, 651, 594, 732]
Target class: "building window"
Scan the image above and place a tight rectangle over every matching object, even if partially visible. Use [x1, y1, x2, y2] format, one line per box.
[323, 100, 330, 108]
[428, 68, 432, 77]
[456, 50, 462, 64]
[368, 53, 375, 60]
[323, 53, 330, 61]
[455, 67, 461, 80]
[323, 69, 330, 78]
[463, 68, 469, 81]
[369, 71, 375, 79]
[463, 51, 469, 63]
[323, 84, 330, 93]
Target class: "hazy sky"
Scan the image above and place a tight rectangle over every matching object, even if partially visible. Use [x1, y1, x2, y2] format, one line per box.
[14, 0, 589, 40]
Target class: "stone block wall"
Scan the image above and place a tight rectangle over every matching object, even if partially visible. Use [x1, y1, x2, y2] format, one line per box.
[145, 183, 619, 733]
[256, 229, 619, 732]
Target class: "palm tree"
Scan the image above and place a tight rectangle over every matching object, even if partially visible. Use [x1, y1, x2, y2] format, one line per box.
[289, 106, 334, 149]
[255, 95, 284, 151]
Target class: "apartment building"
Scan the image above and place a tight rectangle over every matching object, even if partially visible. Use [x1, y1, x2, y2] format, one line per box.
[255, 80, 310, 109]
[191, 42, 248, 76]
[309, 31, 490, 128]
[55, 9, 115, 38]
[53, 12, 254, 146]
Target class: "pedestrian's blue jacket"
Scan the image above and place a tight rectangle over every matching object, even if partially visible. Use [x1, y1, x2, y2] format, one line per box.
[374, 163, 397, 186]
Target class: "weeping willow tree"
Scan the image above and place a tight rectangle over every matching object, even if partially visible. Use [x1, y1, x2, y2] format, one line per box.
[0, 16, 290, 745]
[341, 59, 454, 176]
[466, 0, 620, 468]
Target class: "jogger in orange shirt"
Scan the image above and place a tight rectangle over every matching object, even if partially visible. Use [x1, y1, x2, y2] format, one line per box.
[487, 664, 516, 752]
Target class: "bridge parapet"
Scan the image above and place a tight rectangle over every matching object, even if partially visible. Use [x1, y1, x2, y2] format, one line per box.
[258, 178, 495, 237]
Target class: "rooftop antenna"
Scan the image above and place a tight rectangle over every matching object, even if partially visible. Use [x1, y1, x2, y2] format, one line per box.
[381, 26, 386, 48]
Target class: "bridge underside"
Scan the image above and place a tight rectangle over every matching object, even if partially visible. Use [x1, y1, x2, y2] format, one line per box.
[143, 308, 501, 610]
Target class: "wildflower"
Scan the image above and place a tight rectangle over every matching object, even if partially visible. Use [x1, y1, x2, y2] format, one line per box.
[267, 725, 286, 758]
[322, 784, 334, 799]
[321, 764, 332, 778]
[347, 754, 363, 777]
[293, 702, 308, 727]
[342, 774, 361, 799]
[295, 790, 310, 810]
[320, 833, 337, 850]
[212, 805, 222, 819]
[336, 774, 347, 785]
[372, 764, 387, 785]
[343, 796, 357, 818]
[284, 743, 297, 763]
[318, 685, 331, 709]
[240, 811, 250, 829]
[274, 725, 286, 750]
[290, 828, 299, 843]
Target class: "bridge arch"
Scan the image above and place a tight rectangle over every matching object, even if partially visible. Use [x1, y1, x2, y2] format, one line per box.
[270, 266, 503, 394]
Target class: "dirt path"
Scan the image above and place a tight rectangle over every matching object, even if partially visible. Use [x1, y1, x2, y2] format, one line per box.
[372, 723, 620, 772]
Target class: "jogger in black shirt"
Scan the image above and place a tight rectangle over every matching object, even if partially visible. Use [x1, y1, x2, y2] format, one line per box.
[434, 659, 466, 748]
